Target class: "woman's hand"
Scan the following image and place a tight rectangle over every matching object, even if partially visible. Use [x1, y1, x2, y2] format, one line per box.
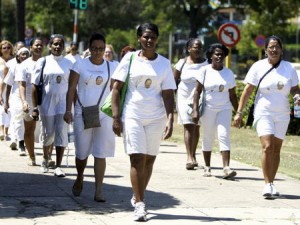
[233, 113, 242, 128]
[162, 119, 173, 140]
[112, 117, 123, 137]
[192, 110, 199, 124]
[22, 101, 29, 113]
[63, 111, 73, 124]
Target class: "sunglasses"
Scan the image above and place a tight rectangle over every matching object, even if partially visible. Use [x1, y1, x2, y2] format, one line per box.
[50, 34, 64, 40]
[2, 46, 11, 50]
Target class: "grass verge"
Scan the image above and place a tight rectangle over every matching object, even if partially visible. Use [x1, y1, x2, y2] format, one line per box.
[169, 113, 300, 180]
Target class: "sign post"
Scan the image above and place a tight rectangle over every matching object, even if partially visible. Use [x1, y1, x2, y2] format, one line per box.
[69, 0, 88, 43]
[217, 23, 241, 68]
[255, 35, 266, 60]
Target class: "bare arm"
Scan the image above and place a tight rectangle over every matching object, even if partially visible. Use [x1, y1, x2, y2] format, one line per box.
[229, 87, 239, 112]
[162, 89, 174, 140]
[192, 80, 203, 123]
[64, 70, 79, 124]
[111, 80, 124, 137]
[233, 83, 255, 128]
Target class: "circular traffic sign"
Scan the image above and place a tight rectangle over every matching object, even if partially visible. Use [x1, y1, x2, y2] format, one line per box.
[217, 23, 241, 47]
[255, 35, 266, 48]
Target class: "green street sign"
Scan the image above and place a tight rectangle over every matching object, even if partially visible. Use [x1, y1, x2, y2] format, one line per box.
[69, 0, 88, 10]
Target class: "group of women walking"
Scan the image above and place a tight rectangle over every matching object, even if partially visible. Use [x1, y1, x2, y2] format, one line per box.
[0, 23, 298, 222]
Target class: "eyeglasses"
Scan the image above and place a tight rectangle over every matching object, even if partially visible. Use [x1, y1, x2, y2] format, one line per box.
[268, 45, 281, 50]
[2, 46, 11, 50]
[90, 47, 105, 52]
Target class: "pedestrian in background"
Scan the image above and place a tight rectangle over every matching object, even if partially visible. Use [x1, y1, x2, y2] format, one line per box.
[173, 38, 208, 170]
[64, 33, 117, 202]
[104, 44, 119, 67]
[32, 34, 73, 176]
[233, 35, 300, 198]
[192, 43, 238, 179]
[17, 37, 44, 165]
[111, 23, 176, 222]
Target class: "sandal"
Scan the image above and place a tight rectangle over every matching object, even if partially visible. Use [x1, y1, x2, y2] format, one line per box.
[94, 196, 106, 202]
[186, 162, 195, 170]
[72, 179, 83, 197]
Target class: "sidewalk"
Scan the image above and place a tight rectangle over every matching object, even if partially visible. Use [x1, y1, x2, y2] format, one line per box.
[0, 136, 299, 225]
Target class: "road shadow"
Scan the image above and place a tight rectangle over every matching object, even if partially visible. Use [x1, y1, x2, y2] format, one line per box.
[0, 171, 180, 218]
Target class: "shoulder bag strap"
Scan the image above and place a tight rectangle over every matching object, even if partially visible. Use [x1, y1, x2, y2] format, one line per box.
[78, 61, 110, 107]
[38, 57, 46, 86]
[254, 60, 281, 96]
[124, 53, 134, 85]
[179, 57, 187, 74]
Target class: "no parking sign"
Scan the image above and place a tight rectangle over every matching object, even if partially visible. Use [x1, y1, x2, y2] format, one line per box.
[217, 23, 240, 47]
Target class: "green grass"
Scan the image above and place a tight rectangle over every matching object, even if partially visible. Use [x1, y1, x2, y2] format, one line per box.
[170, 113, 300, 180]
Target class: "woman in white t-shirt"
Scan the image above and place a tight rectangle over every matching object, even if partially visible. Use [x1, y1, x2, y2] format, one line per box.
[233, 35, 300, 199]
[16, 38, 44, 166]
[174, 38, 208, 170]
[32, 34, 73, 177]
[64, 33, 117, 203]
[111, 23, 176, 222]
[192, 43, 238, 179]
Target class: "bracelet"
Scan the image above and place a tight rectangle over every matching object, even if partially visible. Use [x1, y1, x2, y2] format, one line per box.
[66, 111, 72, 114]
[236, 111, 243, 116]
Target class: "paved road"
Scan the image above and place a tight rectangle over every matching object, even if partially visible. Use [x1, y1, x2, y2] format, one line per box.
[0, 137, 299, 225]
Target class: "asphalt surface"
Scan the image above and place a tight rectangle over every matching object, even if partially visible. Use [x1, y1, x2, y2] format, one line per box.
[0, 135, 300, 225]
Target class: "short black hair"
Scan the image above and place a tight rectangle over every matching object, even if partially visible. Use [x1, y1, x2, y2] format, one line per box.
[206, 43, 229, 64]
[136, 23, 159, 37]
[265, 35, 283, 49]
[89, 33, 106, 47]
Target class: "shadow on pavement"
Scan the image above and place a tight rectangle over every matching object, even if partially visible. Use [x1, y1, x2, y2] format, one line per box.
[0, 171, 180, 218]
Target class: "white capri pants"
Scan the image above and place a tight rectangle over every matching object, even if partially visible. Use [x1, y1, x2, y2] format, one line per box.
[40, 114, 68, 147]
[0, 105, 10, 127]
[201, 107, 232, 152]
[123, 117, 166, 156]
[9, 102, 24, 141]
[255, 113, 290, 140]
[73, 113, 115, 160]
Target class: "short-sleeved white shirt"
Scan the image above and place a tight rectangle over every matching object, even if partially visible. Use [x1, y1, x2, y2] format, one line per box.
[72, 58, 117, 113]
[65, 53, 82, 65]
[244, 59, 298, 116]
[196, 64, 236, 110]
[31, 55, 73, 116]
[15, 57, 37, 104]
[175, 58, 208, 96]
[112, 50, 177, 120]
[4, 63, 21, 104]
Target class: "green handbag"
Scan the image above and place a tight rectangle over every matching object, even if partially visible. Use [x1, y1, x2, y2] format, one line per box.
[101, 53, 134, 117]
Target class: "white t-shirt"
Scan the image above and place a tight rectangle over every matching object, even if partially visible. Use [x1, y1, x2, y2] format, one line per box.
[112, 51, 177, 120]
[15, 57, 37, 104]
[196, 64, 236, 110]
[72, 58, 117, 113]
[244, 59, 298, 116]
[4, 63, 21, 104]
[65, 53, 82, 65]
[31, 55, 73, 116]
[175, 58, 208, 97]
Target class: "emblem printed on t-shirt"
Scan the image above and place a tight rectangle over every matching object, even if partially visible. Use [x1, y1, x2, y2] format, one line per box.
[219, 84, 224, 92]
[96, 76, 103, 85]
[145, 79, 152, 88]
[56, 75, 62, 84]
[277, 81, 284, 90]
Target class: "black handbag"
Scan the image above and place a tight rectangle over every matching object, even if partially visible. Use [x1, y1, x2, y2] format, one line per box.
[36, 58, 46, 105]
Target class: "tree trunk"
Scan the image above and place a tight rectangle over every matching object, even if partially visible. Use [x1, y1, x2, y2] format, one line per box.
[16, 0, 25, 42]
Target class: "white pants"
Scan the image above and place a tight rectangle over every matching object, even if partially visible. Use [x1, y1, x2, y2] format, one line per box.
[9, 103, 24, 141]
[201, 107, 232, 151]
[74, 114, 115, 160]
[123, 117, 166, 156]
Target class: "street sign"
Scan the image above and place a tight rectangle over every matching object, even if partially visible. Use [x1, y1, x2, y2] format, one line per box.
[217, 23, 241, 47]
[255, 35, 266, 48]
[69, 0, 88, 10]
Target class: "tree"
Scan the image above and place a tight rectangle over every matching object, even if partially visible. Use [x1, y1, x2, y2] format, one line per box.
[16, 0, 25, 42]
